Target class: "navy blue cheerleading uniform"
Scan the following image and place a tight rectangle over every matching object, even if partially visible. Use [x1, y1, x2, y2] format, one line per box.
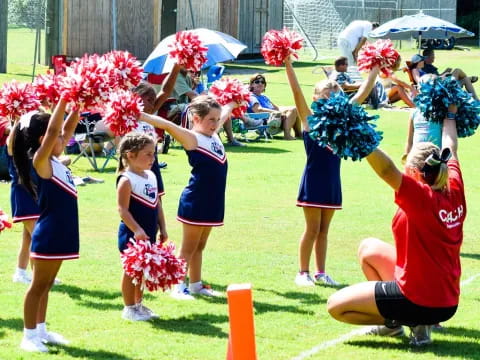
[297, 131, 342, 209]
[177, 132, 227, 226]
[7, 154, 40, 222]
[117, 170, 159, 252]
[135, 121, 165, 196]
[31, 158, 79, 260]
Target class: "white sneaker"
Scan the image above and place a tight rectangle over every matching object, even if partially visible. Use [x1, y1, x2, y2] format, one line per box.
[189, 284, 221, 297]
[13, 272, 32, 284]
[121, 306, 151, 321]
[136, 303, 159, 319]
[409, 325, 433, 346]
[39, 331, 70, 345]
[170, 283, 195, 300]
[314, 273, 339, 286]
[20, 336, 49, 352]
[364, 325, 404, 337]
[295, 272, 315, 287]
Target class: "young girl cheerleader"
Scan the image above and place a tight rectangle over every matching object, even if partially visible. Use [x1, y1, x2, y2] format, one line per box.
[140, 95, 235, 299]
[13, 99, 80, 352]
[117, 132, 159, 321]
[7, 113, 40, 284]
[284, 56, 380, 286]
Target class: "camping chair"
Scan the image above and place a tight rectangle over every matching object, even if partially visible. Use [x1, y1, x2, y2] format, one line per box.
[206, 65, 225, 87]
[51, 55, 71, 75]
[403, 61, 417, 87]
[231, 112, 271, 142]
[71, 113, 117, 172]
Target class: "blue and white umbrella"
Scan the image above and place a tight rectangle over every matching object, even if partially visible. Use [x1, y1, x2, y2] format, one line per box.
[369, 11, 475, 40]
[143, 28, 247, 74]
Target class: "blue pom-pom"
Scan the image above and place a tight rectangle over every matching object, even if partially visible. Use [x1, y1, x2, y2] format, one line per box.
[307, 92, 383, 161]
[414, 76, 480, 138]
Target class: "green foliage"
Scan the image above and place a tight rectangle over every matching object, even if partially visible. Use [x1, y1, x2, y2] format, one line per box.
[8, 0, 45, 29]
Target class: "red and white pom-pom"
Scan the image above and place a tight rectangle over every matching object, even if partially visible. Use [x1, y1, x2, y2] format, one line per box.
[32, 72, 61, 108]
[0, 80, 40, 121]
[103, 50, 143, 90]
[168, 31, 208, 72]
[0, 209, 12, 233]
[209, 78, 250, 118]
[102, 89, 143, 136]
[121, 239, 187, 292]
[261, 28, 303, 66]
[357, 39, 400, 76]
[57, 53, 111, 110]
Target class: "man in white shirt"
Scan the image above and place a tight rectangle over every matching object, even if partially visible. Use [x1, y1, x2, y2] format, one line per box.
[337, 21, 379, 66]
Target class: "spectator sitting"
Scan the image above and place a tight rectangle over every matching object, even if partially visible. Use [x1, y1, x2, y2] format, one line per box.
[408, 54, 426, 85]
[330, 56, 388, 109]
[422, 49, 478, 100]
[329, 56, 362, 92]
[247, 74, 302, 140]
[379, 56, 416, 108]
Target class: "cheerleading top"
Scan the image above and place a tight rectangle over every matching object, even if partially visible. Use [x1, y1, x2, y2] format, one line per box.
[393, 160, 465, 307]
[411, 109, 442, 147]
[135, 121, 165, 196]
[297, 132, 342, 209]
[177, 132, 227, 226]
[117, 170, 159, 252]
[31, 157, 79, 260]
[7, 154, 40, 223]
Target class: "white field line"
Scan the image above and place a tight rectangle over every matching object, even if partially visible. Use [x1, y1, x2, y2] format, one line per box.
[291, 272, 480, 360]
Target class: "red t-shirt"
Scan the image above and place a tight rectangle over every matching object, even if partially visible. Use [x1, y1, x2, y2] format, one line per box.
[392, 160, 466, 307]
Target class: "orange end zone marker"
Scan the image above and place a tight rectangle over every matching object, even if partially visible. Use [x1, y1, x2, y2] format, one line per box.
[226, 283, 257, 360]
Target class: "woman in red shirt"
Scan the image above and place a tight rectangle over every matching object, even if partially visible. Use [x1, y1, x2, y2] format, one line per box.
[327, 104, 465, 346]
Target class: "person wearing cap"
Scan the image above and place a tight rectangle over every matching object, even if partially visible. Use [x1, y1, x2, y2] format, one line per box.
[327, 104, 466, 346]
[337, 21, 380, 66]
[422, 49, 478, 100]
[407, 54, 427, 85]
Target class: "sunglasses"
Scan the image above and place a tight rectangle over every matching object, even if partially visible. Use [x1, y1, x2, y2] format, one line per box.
[253, 79, 265, 85]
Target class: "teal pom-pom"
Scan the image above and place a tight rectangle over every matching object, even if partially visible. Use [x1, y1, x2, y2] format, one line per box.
[307, 92, 383, 161]
[414, 76, 480, 138]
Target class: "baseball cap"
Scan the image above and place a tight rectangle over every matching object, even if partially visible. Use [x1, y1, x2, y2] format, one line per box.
[411, 54, 425, 64]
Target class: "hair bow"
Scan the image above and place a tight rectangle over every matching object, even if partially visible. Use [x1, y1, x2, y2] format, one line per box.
[422, 148, 451, 173]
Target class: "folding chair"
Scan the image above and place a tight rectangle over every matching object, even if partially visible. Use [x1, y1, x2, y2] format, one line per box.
[232, 113, 271, 142]
[71, 113, 117, 172]
[403, 61, 417, 87]
[206, 65, 225, 87]
[51, 55, 71, 75]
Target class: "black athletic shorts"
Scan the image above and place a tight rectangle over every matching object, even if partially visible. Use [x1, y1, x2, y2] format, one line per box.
[375, 281, 457, 327]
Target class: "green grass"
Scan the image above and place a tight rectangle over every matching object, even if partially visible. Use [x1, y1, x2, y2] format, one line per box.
[0, 50, 480, 359]
[0, 27, 48, 84]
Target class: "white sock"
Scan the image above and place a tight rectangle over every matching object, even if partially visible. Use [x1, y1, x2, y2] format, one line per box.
[15, 267, 27, 275]
[23, 327, 37, 339]
[189, 281, 202, 291]
[36, 322, 47, 337]
[124, 304, 136, 310]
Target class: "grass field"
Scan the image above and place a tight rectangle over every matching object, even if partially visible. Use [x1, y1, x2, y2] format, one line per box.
[0, 48, 479, 359]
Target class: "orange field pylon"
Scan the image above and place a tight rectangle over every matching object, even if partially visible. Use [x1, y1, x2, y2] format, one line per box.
[226, 283, 257, 360]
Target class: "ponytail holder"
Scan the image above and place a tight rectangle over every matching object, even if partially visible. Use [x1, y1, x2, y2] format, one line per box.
[446, 112, 456, 120]
[421, 148, 451, 173]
